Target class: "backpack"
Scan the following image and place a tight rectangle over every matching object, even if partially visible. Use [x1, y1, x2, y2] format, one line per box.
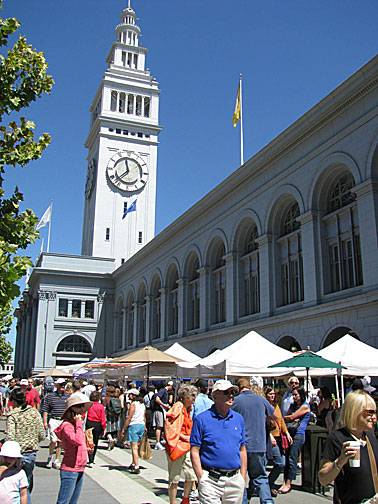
[108, 397, 122, 417]
[149, 393, 158, 411]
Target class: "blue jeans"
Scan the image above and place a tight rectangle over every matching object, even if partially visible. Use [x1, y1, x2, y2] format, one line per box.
[56, 471, 84, 504]
[268, 443, 285, 487]
[242, 452, 274, 504]
[284, 434, 305, 482]
[22, 451, 37, 504]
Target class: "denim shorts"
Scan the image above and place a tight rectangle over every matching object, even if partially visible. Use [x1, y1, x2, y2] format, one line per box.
[127, 424, 145, 442]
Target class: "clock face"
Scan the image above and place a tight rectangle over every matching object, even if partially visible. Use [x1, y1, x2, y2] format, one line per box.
[107, 151, 148, 192]
[85, 160, 96, 199]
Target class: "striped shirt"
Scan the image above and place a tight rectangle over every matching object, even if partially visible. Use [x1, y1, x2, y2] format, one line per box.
[41, 391, 68, 419]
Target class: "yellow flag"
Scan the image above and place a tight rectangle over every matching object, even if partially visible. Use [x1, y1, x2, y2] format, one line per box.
[232, 82, 241, 127]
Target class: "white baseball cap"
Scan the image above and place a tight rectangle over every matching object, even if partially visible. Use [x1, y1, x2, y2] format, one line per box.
[128, 388, 139, 396]
[20, 379, 29, 386]
[212, 379, 238, 394]
[56, 378, 67, 384]
[0, 441, 23, 458]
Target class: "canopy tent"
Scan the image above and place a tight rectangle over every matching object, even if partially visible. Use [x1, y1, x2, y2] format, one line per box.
[33, 367, 71, 378]
[314, 334, 378, 377]
[164, 343, 200, 362]
[177, 330, 295, 377]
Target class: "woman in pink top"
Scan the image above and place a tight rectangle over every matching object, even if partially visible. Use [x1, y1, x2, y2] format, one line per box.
[54, 393, 92, 504]
[86, 390, 106, 467]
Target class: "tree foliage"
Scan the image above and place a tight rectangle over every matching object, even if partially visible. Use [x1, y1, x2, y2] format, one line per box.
[0, 5, 53, 360]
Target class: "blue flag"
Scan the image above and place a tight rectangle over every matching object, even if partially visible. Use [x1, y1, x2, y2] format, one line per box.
[122, 199, 137, 219]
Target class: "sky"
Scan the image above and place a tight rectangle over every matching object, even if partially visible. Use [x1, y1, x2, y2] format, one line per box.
[2, 0, 378, 347]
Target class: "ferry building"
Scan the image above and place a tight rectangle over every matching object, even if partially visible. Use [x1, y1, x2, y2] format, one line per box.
[14, 4, 378, 375]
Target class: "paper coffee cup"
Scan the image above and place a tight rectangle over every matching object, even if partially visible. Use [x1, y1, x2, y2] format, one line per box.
[348, 441, 361, 467]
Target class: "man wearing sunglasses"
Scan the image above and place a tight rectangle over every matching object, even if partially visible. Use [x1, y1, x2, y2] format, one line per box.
[281, 376, 300, 416]
[190, 379, 247, 503]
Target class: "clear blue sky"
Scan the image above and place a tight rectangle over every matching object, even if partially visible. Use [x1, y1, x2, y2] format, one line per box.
[2, 1, 377, 346]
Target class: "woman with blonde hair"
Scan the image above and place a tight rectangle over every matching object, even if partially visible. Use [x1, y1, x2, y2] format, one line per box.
[319, 390, 378, 504]
[164, 384, 197, 504]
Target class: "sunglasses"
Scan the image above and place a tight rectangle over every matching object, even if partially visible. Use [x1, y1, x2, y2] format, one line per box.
[222, 390, 235, 397]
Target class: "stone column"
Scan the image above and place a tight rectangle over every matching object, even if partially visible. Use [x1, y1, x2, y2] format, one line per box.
[177, 278, 186, 337]
[159, 287, 167, 341]
[255, 234, 273, 316]
[298, 210, 319, 306]
[198, 267, 208, 331]
[121, 308, 127, 349]
[224, 252, 236, 325]
[145, 295, 151, 344]
[132, 302, 138, 347]
[354, 180, 378, 287]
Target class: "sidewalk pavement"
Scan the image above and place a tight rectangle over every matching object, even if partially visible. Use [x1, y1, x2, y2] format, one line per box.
[30, 440, 332, 504]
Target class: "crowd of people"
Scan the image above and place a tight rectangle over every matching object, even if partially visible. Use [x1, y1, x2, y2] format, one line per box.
[0, 373, 376, 504]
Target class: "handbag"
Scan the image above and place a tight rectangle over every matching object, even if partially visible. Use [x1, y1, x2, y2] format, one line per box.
[286, 419, 300, 435]
[85, 428, 94, 454]
[138, 432, 152, 460]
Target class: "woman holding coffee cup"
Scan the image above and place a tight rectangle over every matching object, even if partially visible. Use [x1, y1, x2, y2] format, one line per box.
[319, 390, 378, 504]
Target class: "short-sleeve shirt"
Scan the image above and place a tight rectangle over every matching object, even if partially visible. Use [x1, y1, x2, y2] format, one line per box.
[155, 388, 168, 412]
[190, 405, 245, 470]
[0, 467, 28, 504]
[321, 427, 378, 504]
[192, 393, 214, 420]
[40, 391, 68, 418]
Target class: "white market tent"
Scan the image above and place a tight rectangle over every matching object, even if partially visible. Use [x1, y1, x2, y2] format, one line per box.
[164, 343, 200, 362]
[314, 334, 378, 377]
[177, 330, 294, 377]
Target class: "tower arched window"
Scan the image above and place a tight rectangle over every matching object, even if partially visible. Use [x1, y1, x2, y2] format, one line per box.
[186, 255, 200, 331]
[125, 293, 135, 347]
[167, 267, 179, 336]
[277, 202, 303, 306]
[136, 96, 142, 116]
[57, 335, 91, 354]
[119, 92, 125, 113]
[239, 223, 260, 316]
[210, 241, 226, 324]
[137, 285, 146, 344]
[144, 97, 150, 118]
[127, 94, 134, 114]
[110, 91, 117, 112]
[151, 276, 161, 341]
[323, 172, 362, 293]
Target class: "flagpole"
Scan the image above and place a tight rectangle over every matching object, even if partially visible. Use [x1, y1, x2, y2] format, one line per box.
[239, 74, 244, 165]
[47, 202, 52, 253]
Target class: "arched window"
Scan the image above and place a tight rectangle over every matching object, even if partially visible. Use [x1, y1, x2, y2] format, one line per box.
[125, 292, 135, 347]
[137, 284, 146, 344]
[136, 96, 142, 116]
[210, 240, 226, 324]
[57, 335, 92, 354]
[110, 91, 117, 112]
[127, 94, 134, 114]
[167, 266, 179, 336]
[144, 97, 151, 118]
[116, 300, 124, 350]
[151, 276, 161, 341]
[118, 92, 125, 113]
[277, 335, 302, 353]
[322, 327, 359, 348]
[323, 172, 362, 293]
[277, 201, 303, 306]
[186, 254, 200, 331]
[238, 222, 260, 316]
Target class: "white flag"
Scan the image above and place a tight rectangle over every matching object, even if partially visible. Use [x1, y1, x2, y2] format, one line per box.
[36, 204, 52, 230]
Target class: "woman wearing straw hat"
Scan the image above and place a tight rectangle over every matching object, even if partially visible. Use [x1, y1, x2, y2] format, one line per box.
[54, 393, 92, 504]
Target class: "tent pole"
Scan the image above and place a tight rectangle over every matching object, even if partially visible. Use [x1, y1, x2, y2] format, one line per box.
[306, 368, 309, 397]
[335, 374, 340, 408]
[340, 371, 345, 404]
[147, 362, 150, 389]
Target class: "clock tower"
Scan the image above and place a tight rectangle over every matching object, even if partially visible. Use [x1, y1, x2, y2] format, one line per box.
[81, 2, 161, 268]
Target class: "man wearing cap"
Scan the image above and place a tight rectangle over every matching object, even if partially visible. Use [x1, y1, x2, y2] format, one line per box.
[190, 379, 247, 503]
[20, 378, 40, 410]
[232, 378, 275, 504]
[40, 378, 68, 469]
[193, 379, 213, 420]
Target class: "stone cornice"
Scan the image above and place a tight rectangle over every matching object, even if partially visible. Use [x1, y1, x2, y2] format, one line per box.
[353, 178, 378, 197]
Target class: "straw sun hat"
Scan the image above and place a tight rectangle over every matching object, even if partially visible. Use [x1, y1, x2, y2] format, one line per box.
[62, 392, 92, 419]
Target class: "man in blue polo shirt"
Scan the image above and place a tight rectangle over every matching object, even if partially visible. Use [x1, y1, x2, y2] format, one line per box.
[190, 379, 246, 504]
[232, 377, 275, 504]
